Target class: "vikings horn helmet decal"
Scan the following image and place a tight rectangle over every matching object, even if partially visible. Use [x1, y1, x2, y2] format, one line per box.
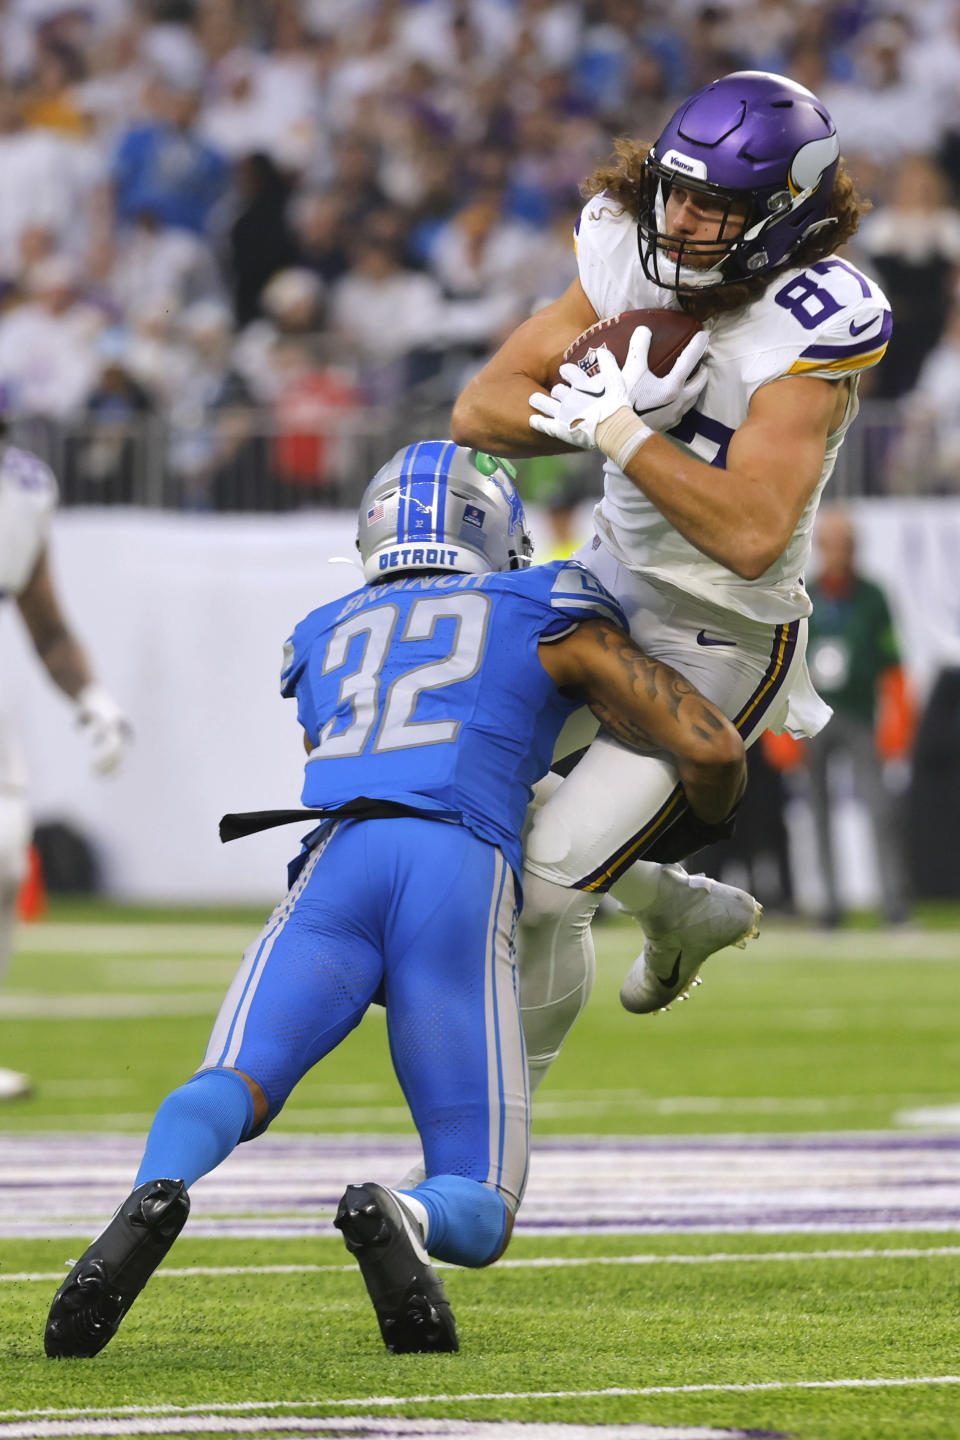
[638, 71, 841, 292]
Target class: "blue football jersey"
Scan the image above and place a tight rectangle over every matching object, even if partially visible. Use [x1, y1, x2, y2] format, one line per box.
[281, 560, 627, 877]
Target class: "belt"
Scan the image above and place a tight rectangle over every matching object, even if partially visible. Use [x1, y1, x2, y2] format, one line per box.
[219, 798, 459, 843]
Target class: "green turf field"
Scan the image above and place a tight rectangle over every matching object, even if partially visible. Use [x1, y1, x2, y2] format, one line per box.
[1, 906, 959, 1440]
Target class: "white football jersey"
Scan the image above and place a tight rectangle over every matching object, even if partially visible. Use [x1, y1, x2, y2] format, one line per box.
[575, 196, 892, 623]
[0, 444, 57, 601]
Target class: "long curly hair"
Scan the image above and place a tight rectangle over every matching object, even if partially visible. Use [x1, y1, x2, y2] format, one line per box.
[582, 139, 871, 321]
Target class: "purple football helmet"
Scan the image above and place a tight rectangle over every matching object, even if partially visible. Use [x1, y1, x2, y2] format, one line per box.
[638, 71, 840, 292]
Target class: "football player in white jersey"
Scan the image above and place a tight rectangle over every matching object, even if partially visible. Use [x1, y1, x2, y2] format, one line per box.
[0, 420, 130, 1099]
[450, 70, 892, 1087]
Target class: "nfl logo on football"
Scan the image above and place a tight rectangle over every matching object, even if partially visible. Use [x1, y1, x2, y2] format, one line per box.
[578, 347, 602, 379]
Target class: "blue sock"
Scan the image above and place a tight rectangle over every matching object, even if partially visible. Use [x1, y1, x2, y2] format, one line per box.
[400, 1175, 508, 1267]
[135, 1069, 255, 1190]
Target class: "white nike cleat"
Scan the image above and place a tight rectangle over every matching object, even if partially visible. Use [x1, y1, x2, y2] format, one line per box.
[0, 1066, 32, 1101]
[619, 865, 762, 1015]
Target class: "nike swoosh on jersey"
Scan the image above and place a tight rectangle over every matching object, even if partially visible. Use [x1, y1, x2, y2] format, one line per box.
[653, 952, 683, 988]
[849, 315, 881, 337]
[696, 630, 737, 647]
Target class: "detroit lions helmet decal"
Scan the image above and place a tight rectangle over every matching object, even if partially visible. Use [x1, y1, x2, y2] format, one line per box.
[357, 441, 534, 581]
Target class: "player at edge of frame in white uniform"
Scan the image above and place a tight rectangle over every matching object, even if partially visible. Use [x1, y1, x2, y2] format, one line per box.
[0, 419, 131, 1099]
[450, 69, 892, 1085]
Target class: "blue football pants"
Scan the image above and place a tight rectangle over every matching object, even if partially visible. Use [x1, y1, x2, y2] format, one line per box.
[199, 818, 530, 1219]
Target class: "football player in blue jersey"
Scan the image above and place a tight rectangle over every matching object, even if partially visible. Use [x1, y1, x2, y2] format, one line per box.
[45, 441, 745, 1360]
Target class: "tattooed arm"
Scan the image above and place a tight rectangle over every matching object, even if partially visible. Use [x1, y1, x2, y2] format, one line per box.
[538, 618, 746, 823]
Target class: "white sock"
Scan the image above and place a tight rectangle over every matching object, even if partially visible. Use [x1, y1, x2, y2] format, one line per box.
[609, 860, 663, 918]
[394, 1188, 430, 1244]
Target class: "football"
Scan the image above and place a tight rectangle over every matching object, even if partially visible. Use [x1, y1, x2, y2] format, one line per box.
[554, 307, 703, 383]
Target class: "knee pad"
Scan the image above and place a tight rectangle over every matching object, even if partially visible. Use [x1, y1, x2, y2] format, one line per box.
[519, 871, 598, 929]
[524, 739, 679, 889]
[523, 803, 583, 882]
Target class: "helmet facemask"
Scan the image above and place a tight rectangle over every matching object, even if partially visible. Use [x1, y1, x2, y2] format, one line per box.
[639, 158, 755, 292]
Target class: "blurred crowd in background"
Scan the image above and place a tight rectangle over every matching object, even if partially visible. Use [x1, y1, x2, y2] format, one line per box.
[2, 0, 960, 506]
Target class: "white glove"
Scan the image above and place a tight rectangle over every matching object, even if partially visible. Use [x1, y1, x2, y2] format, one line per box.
[621, 325, 709, 431]
[529, 343, 636, 450]
[76, 684, 131, 776]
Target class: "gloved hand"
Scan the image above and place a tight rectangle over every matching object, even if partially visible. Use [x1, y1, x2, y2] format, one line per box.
[76, 684, 131, 776]
[529, 343, 637, 451]
[621, 325, 709, 431]
[529, 326, 709, 455]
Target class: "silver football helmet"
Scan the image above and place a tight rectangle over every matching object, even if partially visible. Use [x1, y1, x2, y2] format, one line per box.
[357, 440, 534, 582]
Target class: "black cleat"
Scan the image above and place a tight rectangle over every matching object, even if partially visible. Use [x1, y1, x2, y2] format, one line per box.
[44, 1178, 190, 1358]
[334, 1181, 458, 1354]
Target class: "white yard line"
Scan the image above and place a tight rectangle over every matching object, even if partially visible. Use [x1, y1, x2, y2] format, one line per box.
[11, 925, 255, 955]
[2, 1376, 960, 1427]
[5, 1244, 960, 1286]
[11, 920, 960, 962]
[0, 994, 226, 1019]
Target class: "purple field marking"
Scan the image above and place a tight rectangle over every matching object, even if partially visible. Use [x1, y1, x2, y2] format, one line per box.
[2, 1131, 960, 1238]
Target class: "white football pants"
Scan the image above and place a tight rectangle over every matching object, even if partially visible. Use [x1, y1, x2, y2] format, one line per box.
[519, 538, 824, 1088]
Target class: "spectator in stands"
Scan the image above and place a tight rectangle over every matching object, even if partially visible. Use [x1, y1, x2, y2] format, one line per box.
[166, 299, 263, 511]
[804, 508, 914, 928]
[514, 0, 582, 73]
[227, 264, 362, 508]
[819, 18, 941, 182]
[22, 39, 90, 136]
[227, 152, 301, 328]
[68, 334, 156, 505]
[682, 5, 745, 95]
[0, 255, 105, 420]
[898, 300, 960, 493]
[0, 0, 957, 508]
[233, 266, 328, 405]
[0, 82, 106, 280]
[199, 40, 317, 172]
[73, 23, 150, 144]
[112, 76, 227, 235]
[197, 50, 277, 165]
[122, 294, 194, 409]
[329, 214, 445, 397]
[328, 133, 390, 229]
[324, 4, 404, 136]
[291, 190, 351, 286]
[108, 207, 224, 316]
[269, 343, 362, 509]
[613, 44, 672, 142]
[857, 156, 960, 400]
[397, 0, 518, 76]
[426, 187, 538, 314]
